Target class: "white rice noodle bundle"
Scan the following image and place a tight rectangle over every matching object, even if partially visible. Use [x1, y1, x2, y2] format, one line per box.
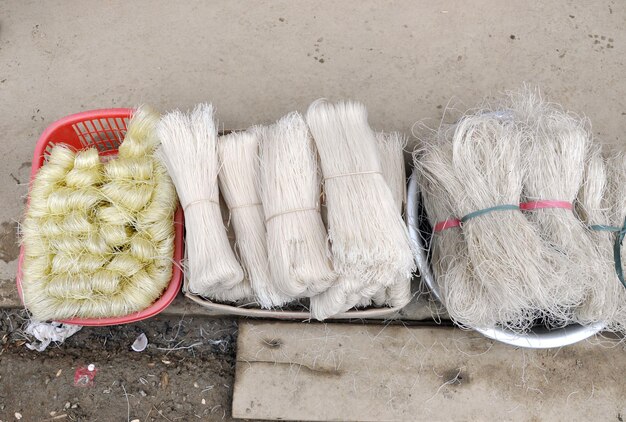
[259, 112, 336, 300]
[511, 91, 602, 323]
[575, 145, 621, 327]
[369, 131, 412, 308]
[448, 112, 560, 331]
[157, 104, 245, 300]
[218, 130, 290, 308]
[594, 150, 626, 332]
[215, 196, 255, 303]
[415, 132, 501, 328]
[306, 100, 415, 320]
[605, 152, 626, 332]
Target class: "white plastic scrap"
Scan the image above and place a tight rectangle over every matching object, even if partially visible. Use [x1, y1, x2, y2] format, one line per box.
[131, 332, 148, 352]
[25, 321, 82, 352]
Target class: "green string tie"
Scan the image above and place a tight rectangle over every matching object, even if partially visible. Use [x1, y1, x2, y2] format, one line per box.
[460, 204, 520, 224]
[590, 216, 626, 289]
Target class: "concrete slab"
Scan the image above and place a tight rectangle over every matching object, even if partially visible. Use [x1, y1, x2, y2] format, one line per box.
[233, 321, 626, 421]
[1, 1, 625, 313]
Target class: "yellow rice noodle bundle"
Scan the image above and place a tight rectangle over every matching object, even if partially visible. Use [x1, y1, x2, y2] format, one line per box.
[21, 107, 178, 321]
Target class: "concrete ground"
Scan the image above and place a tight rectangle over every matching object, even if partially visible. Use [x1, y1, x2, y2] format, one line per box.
[0, 1, 625, 420]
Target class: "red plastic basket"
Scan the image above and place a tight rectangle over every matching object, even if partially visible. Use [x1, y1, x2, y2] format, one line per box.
[16, 108, 184, 326]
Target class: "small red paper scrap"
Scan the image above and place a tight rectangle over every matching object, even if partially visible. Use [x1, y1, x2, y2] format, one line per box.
[74, 365, 97, 387]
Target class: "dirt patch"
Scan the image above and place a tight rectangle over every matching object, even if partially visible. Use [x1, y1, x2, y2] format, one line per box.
[0, 221, 20, 263]
[0, 312, 239, 421]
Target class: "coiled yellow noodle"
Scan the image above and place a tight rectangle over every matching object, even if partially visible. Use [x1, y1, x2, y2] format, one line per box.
[105, 157, 154, 181]
[51, 253, 110, 274]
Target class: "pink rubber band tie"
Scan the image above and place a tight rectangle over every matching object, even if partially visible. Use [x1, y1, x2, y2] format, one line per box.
[433, 200, 573, 234]
[519, 200, 573, 211]
[434, 218, 461, 233]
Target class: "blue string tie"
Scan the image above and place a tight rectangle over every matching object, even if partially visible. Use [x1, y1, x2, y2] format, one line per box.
[590, 215, 626, 289]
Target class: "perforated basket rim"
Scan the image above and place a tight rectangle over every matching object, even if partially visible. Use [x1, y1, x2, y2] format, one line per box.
[16, 108, 184, 326]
